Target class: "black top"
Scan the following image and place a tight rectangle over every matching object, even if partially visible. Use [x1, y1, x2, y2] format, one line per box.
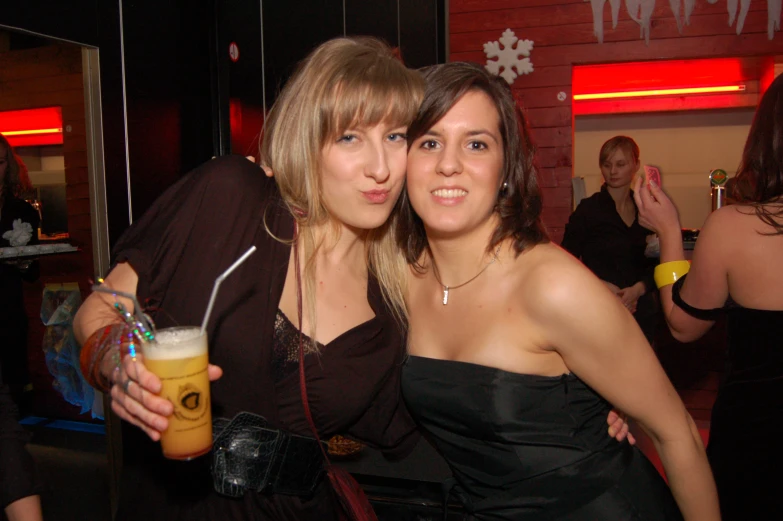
[709, 307, 783, 520]
[674, 290, 783, 518]
[402, 356, 682, 520]
[561, 185, 655, 292]
[0, 194, 40, 320]
[111, 156, 417, 521]
[0, 382, 44, 509]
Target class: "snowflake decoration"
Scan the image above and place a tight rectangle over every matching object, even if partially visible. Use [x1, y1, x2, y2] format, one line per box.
[483, 29, 534, 85]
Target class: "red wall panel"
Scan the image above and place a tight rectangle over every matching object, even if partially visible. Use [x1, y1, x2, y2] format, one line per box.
[450, 0, 783, 235]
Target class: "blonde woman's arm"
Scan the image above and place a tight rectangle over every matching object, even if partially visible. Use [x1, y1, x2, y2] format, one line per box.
[74, 264, 222, 441]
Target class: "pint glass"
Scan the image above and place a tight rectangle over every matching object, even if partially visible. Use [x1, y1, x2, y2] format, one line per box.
[142, 327, 212, 460]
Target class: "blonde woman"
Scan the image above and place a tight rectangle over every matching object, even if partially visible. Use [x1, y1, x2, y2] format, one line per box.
[73, 37, 422, 521]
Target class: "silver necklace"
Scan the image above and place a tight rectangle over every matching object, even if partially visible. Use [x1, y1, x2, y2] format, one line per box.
[430, 245, 501, 305]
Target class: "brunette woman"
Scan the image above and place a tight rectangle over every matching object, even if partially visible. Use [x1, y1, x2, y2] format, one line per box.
[399, 62, 719, 521]
[635, 72, 783, 521]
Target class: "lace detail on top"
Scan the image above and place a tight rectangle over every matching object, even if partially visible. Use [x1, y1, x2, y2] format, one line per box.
[272, 309, 321, 383]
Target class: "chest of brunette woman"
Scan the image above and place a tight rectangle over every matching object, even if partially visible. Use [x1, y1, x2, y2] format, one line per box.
[405, 246, 562, 375]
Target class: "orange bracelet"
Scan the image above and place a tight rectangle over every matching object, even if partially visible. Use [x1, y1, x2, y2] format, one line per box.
[79, 324, 125, 392]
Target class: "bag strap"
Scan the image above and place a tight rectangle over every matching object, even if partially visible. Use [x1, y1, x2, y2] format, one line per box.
[293, 229, 332, 464]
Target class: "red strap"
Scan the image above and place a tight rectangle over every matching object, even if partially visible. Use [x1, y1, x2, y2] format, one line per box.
[294, 228, 332, 464]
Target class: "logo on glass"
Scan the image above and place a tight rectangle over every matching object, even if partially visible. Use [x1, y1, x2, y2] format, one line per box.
[174, 383, 208, 421]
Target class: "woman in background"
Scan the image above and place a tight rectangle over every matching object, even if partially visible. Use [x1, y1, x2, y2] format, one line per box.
[561, 136, 659, 342]
[399, 62, 718, 521]
[635, 72, 783, 521]
[0, 134, 40, 411]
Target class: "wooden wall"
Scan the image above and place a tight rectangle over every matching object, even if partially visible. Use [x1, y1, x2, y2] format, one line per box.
[0, 43, 93, 419]
[449, 0, 783, 243]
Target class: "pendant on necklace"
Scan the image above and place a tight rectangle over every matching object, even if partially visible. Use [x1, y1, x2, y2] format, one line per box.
[442, 286, 449, 305]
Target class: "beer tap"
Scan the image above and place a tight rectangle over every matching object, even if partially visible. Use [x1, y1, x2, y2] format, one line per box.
[710, 168, 728, 212]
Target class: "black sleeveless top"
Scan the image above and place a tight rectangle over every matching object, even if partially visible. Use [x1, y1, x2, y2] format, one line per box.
[402, 356, 682, 520]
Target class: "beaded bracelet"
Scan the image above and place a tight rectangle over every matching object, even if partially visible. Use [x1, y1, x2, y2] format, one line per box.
[654, 260, 691, 289]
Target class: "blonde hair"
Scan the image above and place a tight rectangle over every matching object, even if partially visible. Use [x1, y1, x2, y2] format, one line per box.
[260, 37, 423, 338]
[599, 135, 640, 166]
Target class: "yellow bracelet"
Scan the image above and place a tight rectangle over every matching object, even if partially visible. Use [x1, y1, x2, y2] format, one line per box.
[654, 260, 691, 289]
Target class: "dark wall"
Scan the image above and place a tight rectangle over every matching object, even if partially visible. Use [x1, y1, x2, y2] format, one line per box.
[0, 0, 132, 246]
[1, 0, 218, 240]
[120, 0, 216, 221]
[218, 0, 446, 156]
[3, 0, 445, 237]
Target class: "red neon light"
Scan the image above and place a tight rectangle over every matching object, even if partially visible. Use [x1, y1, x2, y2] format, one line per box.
[572, 59, 748, 93]
[0, 107, 64, 147]
[574, 85, 746, 101]
[2, 128, 63, 136]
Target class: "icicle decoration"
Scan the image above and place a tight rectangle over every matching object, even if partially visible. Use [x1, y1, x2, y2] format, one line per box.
[670, 0, 684, 32]
[736, 0, 751, 34]
[728, 0, 739, 25]
[770, 0, 782, 39]
[684, 0, 696, 24]
[587, 0, 607, 43]
[639, 0, 656, 43]
[588, 0, 782, 43]
[611, 0, 623, 29]
[586, 0, 624, 42]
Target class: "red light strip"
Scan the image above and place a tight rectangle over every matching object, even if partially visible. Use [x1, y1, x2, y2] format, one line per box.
[573, 85, 746, 101]
[2, 128, 62, 136]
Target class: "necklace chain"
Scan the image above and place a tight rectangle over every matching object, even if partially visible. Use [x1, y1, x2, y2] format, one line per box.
[430, 245, 501, 305]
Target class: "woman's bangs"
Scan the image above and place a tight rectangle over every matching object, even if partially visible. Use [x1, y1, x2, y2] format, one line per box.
[323, 72, 422, 141]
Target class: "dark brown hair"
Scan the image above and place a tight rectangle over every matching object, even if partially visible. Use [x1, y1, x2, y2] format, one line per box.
[731, 73, 783, 234]
[397, 62, 548, 266]
[599, 135, 639, 166]
[0, 133, 32, 198]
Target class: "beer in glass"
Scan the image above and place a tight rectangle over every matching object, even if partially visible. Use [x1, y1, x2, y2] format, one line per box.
[142, 326, 212, 460]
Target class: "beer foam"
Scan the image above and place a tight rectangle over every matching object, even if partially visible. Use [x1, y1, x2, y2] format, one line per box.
[142, 327, 207, 360]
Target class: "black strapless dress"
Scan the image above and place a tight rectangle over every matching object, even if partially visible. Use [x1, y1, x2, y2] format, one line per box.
[706, 307, 783, 521]
[402, 356, 683, 521]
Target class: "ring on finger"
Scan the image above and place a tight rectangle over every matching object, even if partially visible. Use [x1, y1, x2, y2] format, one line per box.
[122, 378, 132, 395]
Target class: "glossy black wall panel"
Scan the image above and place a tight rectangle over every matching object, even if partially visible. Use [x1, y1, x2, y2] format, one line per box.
[261, 0, 344, 107]
[399, 0, 439, 69]
[121, 0, 215, 220]
[217, 0, 264, 156]
[0, 0, 99, 46]
[344, 0, 398, 46]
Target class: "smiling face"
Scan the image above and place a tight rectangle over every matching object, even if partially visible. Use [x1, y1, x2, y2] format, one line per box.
[600, 146, 639, 190]
[319, 121, 409, 232]
[406, 90, 504, 239]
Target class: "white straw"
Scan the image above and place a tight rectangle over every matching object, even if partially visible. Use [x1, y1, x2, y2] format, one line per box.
[200, 246, 257, 334]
